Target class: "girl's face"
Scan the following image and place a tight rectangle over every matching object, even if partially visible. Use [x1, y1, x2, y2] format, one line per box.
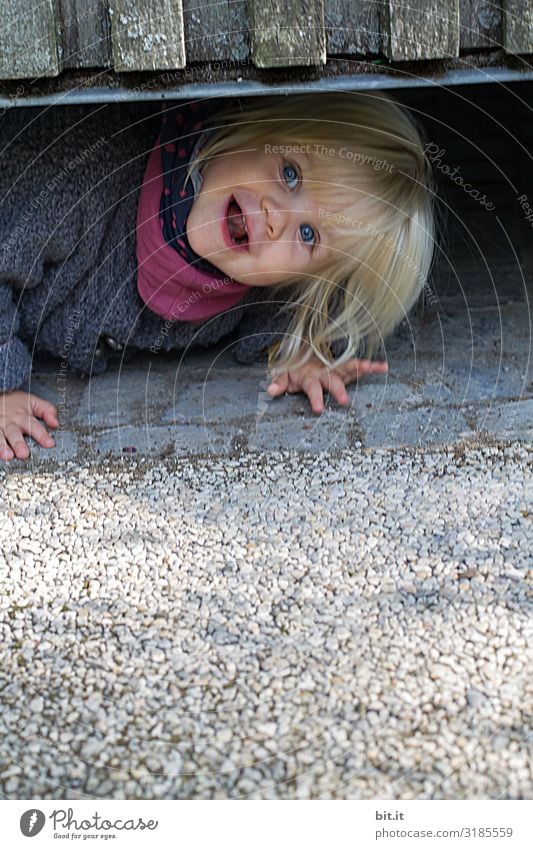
[186, 147, 333, 286]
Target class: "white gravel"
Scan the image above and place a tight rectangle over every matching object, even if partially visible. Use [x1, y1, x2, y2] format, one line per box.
[0, 444, 531, 799]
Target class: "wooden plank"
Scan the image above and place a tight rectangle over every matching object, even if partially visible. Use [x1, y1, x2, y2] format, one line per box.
[0, 0, 59, 79]
[502, 0, 533, 53]
[109, 0, 186, 71]
[250, 0, 326, 67]
[183, 0, 249, 62]
[459, 0, 501, 50]
[58, 0, 112, 68]
[325, 0, 380, 55]
[381, 0, 460, 61]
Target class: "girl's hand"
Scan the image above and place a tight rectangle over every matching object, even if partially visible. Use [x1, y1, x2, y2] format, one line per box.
[267, 355, 388, 414]
[0, 390, 59, 461]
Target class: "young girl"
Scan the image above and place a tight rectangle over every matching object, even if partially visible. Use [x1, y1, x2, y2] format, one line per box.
[0, 92, 434, 461]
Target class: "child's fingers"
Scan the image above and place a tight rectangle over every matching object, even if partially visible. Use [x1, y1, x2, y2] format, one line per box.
[340, 359, 388, 381]
[354, 359, 388, 373]
[30, 395, 59, 427]
[27, 417, 55, 449]
[0, 432, 15, 461]
[301, 375, 325, 414]
[324, 373, 350, 406]
[267, 372, 288, 396]
[3, 424, 30, 460]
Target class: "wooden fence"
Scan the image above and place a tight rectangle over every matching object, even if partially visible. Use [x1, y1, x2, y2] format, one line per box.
[0, 0, 531, 80]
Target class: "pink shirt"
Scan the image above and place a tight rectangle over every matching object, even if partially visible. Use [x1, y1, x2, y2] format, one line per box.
[136, 136, 250, 322]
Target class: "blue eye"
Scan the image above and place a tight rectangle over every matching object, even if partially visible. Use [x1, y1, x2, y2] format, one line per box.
[281, 162, 316, 248]
[300, 223, 316, 246]
[283, 163, 299, 189]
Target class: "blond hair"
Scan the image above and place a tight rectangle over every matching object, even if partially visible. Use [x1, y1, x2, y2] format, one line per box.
[190, 92, 435, 371]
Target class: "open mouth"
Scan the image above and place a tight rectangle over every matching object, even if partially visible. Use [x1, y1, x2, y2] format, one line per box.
[225, 196, 248, 247]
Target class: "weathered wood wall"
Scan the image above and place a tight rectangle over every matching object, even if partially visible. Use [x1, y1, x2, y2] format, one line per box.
[0, 0, 60, 79]
[0, 0, 531, 80]
[502, 0, 533, 52]
[59, 0, 112, 68]
[250, 0, 326, 67]
[380, 0, 460, 61]
[460, 0, 502, 50]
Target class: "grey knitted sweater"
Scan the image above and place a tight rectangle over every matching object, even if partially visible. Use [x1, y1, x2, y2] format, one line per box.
[0, 104, 292, 393]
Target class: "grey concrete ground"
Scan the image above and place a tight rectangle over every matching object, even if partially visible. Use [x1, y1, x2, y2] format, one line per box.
[0, 212, 532, 799]
[20, 297, 532, 464]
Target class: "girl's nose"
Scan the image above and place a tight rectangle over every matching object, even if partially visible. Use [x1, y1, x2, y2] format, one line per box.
[262, 196, 288, 240]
